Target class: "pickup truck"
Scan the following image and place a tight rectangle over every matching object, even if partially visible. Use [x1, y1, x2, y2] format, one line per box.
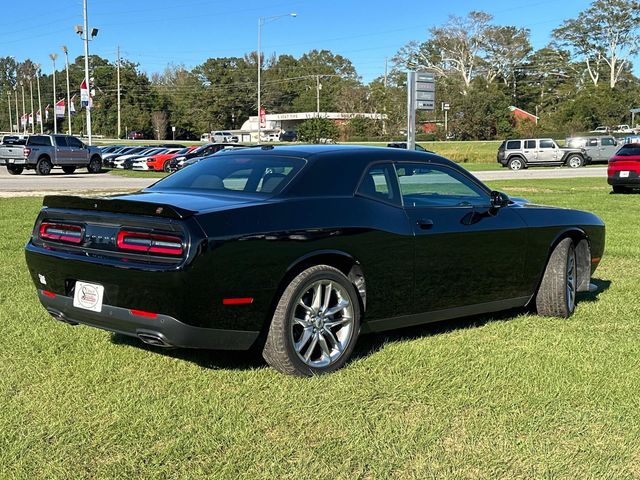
[0, 134, 102, 175]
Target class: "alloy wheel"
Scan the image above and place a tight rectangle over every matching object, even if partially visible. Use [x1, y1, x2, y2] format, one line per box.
[566, 248, 577, 312]
[290, 280, 355, 368]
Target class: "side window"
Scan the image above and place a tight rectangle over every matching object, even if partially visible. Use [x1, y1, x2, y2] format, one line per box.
[525, 140, 536, 149]
[66, 137, 83, 148]
[54, 136, 68, 147]
[539, 139, 555, 149]
[506, 140, 521, 150]
[357, 163, 400, 205]
[601, 137, 616, 146]
[396, 164, 489, 207]
[587, 138, 598, 147]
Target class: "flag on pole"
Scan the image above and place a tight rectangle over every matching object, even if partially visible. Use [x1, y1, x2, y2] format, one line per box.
[45, 105, 50, 121]
[28, 113, 33, 125]
[70, 95, 77, 116]
[55, 99, 65, 118]
[20, 114, 27, 127]
[36, 110, 42, 124]
[80, 79, 89, 107]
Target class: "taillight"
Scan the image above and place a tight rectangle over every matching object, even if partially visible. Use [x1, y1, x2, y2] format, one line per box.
[116, 230, 183, 256]
[23, 147, 31, 158]
[39, 222, 83, 244]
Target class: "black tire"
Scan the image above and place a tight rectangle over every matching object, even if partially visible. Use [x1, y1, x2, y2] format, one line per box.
[35, 157, 52, 176]
[566, 155, 583, 168]
[6, 165, 23, 175]
[508, 157, 524, 171]
[87, 156, 102, 173]
[163, 160, 171, 173]
[535, 238, 577, 318]
[612, 185, 629, 194]
[62, 166, 76, 174]
[263, 265, 361, 376]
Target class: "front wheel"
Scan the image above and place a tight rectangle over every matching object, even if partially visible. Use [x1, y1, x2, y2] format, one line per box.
[36, 157, 52, 176]
[508, 157, 524, 171]
[62, 166, 76, 174]
[566, 155, 584, 168]
[263, 265, 361, 376]
[535, 238, 577, 318]
[163, 160, 171, 173]
[6, 165, 23, 175]
[87, 156, 102, 173]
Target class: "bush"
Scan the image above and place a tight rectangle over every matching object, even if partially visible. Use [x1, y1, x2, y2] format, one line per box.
[297, 118, 339, 144]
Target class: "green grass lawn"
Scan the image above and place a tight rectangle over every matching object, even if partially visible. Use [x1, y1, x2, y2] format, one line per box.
[106, 168, 168, 179]
[1, 178, 638, 479]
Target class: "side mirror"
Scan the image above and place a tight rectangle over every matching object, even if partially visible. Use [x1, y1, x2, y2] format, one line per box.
[490, 191, 510, 209]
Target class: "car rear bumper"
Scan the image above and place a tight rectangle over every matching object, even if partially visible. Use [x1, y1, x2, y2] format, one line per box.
[36, 289, 260, 350]
[608, 169, 640, 186]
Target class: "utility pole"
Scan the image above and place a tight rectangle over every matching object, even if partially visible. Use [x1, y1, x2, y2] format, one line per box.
[36, 66, 43, 134]
[406, 71, 416, 151]
[82, 0, 92, 145]
[28, 77, 35, 134]
[117, 45, 121, 139]
[20, 81, 26, 134]
[7, 93, 12, 132]
[316, 75, 321, 117]
[384, 57, 388, 88]
[383, 57, 388, 135]
[13, 87, 18, 133]
[50, 53, 58, 134]
[63, 46, 72, 135]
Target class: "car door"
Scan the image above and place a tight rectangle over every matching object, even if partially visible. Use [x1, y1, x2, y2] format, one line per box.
[66, 136, 88, 164]
[536, 139, 559, 164]
[396, 162, 528, 314]
[599, 136, 619, 162]
[53, 135, 73, 165]
[586, 137, 600, 161]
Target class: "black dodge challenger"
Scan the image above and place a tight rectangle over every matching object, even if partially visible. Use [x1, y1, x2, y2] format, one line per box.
[25, 145, 605, 376]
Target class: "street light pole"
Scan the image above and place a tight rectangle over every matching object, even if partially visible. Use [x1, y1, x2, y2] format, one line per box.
[36, 65, 43, 134]
[49, 54, 58, 134]
[7, 93, 12, 133]
[62, 46, 72, 135]
[82, 0, 92, 145]
[20, 81, 26, 134]
[257, 12, 296, 142]
[13, 87, 18, 133]
[28, 76, 35, 134]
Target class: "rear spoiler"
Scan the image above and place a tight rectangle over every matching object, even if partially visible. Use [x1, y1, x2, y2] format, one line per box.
[42, 195, 196, 220]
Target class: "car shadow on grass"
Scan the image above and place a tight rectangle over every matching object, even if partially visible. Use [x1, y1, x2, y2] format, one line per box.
[109, 278, 610, 372]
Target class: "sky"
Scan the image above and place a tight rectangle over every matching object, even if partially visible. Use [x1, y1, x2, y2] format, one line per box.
[3, 0, 595, 82]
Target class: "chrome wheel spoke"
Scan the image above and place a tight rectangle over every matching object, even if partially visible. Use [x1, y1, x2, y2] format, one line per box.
[298, 298, 312, 313]
[317, 333, 332, 358]
[324, 316, 351, 329]
[293, 316, 310, 327]
[295, 326, 313, 353]
[322, 282, 332, 310]
[311, 283, 322, 310]
[325, 299, 349, 317]
[303, 333, 319, 361]
[323, 327, 341, 352]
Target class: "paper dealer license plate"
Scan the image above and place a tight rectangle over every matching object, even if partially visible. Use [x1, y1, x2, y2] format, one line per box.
[73, 281, 105, 312]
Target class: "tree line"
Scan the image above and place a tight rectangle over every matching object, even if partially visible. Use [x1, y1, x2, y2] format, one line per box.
[1, 0, 639, 141]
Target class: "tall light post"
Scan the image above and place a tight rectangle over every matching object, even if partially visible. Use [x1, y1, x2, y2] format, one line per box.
[13, 86, 18, 133]
[28, 75, 35, 134]
[20, 80, 26, 134]
[75, 0, 98, 145]
[62, 46, 72, 135]
[257, 12, 296, 141]
[49, 53, 58, 134]
[35, 64, 43, 134]
[7, 92, 12, 132]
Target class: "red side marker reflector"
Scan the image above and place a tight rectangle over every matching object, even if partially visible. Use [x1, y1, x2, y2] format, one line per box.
[130, 309, 158, 318]
[42, 290, 56, 298]
[222, 297, 254, 305]
[592, 257, 601, 264]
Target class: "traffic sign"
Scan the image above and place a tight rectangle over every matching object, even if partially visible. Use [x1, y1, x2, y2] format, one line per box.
[414, 71, 435, 111]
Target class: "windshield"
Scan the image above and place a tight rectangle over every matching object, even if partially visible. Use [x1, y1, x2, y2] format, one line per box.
[151, 154, 306, 195]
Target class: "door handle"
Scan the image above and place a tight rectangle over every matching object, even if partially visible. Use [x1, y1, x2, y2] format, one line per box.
[416, 218, 434, 230]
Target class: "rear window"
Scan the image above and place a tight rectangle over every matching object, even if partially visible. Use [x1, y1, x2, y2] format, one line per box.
[151, 155, 306, 195]
[506, 140, 521, 150]
[617, 145, 640, 156]
[28, 135, 52, 146]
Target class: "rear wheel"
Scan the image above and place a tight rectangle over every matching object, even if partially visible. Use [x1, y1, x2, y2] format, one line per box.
[36, 157, 52, 176]
[612, 185, 629, 194]
[566, 155, 583, 168]
[6, 165, 23, 175]
[87, 156, 102, 173]
[62, 166, 76, 174]
[163, 160, 171, 173]
[263, 265, 361, 376]
[536, 238, 577, 318]
[508, 157, 524, 171]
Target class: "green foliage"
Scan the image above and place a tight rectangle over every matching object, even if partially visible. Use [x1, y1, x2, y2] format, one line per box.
[297, 117, 339, 143]
[346, 117, 383, 138]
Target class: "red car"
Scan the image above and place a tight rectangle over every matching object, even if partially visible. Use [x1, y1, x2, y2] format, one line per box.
[146, 146, 198, 172]
[608, 143, 640, 193]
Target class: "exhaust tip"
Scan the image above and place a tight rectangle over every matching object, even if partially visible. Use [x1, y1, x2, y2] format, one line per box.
[138, 332, 172, 348]
[47, 309, 79, 325]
